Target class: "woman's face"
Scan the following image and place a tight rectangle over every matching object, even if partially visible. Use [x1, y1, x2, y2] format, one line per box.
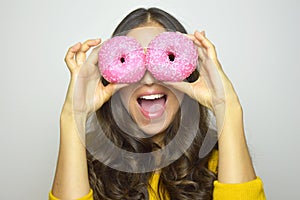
[119, 26, 184, 135]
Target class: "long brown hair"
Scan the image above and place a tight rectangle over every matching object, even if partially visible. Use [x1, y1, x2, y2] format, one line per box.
[87, 7, 217, 199]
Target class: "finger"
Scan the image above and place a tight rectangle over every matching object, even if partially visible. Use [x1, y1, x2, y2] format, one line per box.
[164, 81, 196, 99]
[64, 42, 81, 71]
[197, 46, 206, 62]
[85, 44, 102, 66]
[194, 31, 217, 58]
[94, 82, 128, 110]
[199, 30, 206, 37]
[76, 39, 101, 66]
[194, 30, 213, 48]
[165, 79, 213, 110]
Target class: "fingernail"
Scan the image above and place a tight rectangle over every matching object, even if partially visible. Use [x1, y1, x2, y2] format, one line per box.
[195, 30, 205, 37]
[73, 42, 81, 48]
[93, 39, 101, 43]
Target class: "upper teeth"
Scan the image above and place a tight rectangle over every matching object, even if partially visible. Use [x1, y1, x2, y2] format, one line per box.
[139, 94, 164, 100]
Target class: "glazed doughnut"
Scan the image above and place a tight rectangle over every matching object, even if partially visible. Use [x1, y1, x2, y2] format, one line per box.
[146, 32, 198, 81]
[98, 36, 146, 83]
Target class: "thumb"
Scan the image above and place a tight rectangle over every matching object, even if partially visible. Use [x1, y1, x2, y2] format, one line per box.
[164, 81, 196, 99]
[94, 82, 128, 110]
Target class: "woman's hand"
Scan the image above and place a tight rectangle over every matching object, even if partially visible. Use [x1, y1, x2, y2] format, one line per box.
[167, 31, 256, 183]
[63, 39, 121, 117]
[166, 31, 240, 113]
[52, 39, 127, 198]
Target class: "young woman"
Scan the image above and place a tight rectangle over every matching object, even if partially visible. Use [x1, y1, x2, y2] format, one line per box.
[50, 7, 266, 200]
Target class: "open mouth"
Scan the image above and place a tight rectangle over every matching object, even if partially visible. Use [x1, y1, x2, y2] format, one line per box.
[137, 94, 167, 119]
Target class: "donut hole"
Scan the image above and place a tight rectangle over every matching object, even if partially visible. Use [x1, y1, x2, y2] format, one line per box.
[120, 57, 125, 63]
[168, 52, 175, 62]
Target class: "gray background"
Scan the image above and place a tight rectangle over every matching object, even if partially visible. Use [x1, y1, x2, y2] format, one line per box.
[0, 0, 299, 199]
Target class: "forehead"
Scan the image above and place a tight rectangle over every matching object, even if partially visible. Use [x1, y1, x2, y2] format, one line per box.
[126, 26, 166, 47]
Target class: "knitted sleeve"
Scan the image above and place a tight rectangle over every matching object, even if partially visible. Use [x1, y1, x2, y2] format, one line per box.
[208, 150, 266, 200]
[213, 177, 266, 200]
[49, 189, 93, 200]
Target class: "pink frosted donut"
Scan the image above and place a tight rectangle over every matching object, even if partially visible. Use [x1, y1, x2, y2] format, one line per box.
[146, 32, 198, 81]
[98, 36, 146, 83]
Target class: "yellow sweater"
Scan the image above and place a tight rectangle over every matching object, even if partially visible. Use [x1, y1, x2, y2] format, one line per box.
[49, 151, 266, 200]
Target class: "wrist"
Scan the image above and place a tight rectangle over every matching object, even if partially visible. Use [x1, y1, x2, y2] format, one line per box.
[60, 106, 88, 123]
[213, 91, 242, 112]
[60, 107, 88, 143]
[213, 95, 243, 135]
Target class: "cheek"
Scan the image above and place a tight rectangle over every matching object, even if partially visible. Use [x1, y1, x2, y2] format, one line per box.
[119, 86, 139, 118]
[169, 90, 184, 108]
[165, 91, 184, 123]
[119, 88, 132, 112]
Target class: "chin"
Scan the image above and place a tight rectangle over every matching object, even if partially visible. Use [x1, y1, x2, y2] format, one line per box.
[137, 119, 169, 136]
[132, 104, 176, 136]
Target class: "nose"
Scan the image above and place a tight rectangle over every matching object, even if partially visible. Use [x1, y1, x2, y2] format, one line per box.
[139, 71, 157, 85]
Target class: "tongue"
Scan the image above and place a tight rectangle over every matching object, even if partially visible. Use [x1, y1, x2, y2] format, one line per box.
[140, 98, 165, 113]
